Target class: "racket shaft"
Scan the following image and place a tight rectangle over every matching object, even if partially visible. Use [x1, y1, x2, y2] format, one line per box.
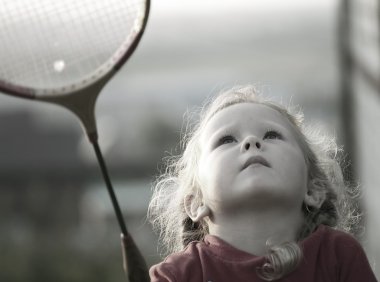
[92, 141, 149, 281]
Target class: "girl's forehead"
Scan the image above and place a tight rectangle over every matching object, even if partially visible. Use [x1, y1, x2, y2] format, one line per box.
[202, 103, 291, 135]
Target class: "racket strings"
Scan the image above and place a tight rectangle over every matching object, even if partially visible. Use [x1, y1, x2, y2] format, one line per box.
[0, 0, 146, 92]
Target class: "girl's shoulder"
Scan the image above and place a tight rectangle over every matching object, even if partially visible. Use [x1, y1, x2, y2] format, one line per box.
[302, 224, 377, 278]
[294, 225, 377, 282]
[306, 224, 362, 251]
[149, 239, 207, 281]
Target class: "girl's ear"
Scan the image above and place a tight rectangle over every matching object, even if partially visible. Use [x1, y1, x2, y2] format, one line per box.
[304, 180, 326, 208]
[184, 194, 210, 222]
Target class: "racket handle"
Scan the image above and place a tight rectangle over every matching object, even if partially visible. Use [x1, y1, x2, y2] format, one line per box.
[121, 233, 150, 282]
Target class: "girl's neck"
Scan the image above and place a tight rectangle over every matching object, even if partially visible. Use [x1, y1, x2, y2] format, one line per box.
[207, 208, 303, 256]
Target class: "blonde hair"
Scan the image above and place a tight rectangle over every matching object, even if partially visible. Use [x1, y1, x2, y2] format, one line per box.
[148, 85, 360, 281]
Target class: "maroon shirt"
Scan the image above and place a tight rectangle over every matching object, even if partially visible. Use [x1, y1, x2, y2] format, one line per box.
[150, 225, 378, 281]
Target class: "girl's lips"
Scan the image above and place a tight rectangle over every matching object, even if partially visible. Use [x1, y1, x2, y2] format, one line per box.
[242, 155, 270, 170]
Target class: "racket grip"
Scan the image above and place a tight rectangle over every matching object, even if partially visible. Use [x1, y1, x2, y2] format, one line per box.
[121, 233, 150, 282]
[92, 141, 149, 281]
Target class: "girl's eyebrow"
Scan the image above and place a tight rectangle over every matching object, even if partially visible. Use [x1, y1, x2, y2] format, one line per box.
[261, 120, 288, 132]
[261, 120, 297, 141]
[204, 123, 236, 143]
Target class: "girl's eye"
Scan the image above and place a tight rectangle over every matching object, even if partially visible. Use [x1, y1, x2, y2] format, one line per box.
[264, 130, 282, 140]
[217, 135, 236, 146]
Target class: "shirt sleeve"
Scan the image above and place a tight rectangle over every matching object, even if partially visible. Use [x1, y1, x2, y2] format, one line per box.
[149, 263, 177, 282]
[337, 236, 378, 282]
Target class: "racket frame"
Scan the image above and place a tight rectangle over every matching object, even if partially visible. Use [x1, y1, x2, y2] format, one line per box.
[0, 0, 150, 143]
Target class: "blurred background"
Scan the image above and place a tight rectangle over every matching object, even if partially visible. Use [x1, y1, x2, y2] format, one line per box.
[0, 0, 379, 281]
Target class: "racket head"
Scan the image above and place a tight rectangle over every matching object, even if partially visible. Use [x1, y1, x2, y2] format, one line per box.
[0, 0, 150, 99]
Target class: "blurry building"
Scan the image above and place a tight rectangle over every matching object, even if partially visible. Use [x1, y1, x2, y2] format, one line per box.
[339, 0, 380, 277]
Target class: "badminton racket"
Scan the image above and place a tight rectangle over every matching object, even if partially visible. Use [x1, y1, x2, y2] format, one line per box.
[0, 1, 150, 281]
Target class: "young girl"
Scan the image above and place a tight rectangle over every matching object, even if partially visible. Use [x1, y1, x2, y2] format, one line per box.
[147, 85, 377, 281]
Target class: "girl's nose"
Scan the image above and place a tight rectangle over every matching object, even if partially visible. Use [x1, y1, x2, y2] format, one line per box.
[241, 136, 261, 152]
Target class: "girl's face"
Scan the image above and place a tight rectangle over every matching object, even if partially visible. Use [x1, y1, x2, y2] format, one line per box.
[197, 103, 309, 215]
